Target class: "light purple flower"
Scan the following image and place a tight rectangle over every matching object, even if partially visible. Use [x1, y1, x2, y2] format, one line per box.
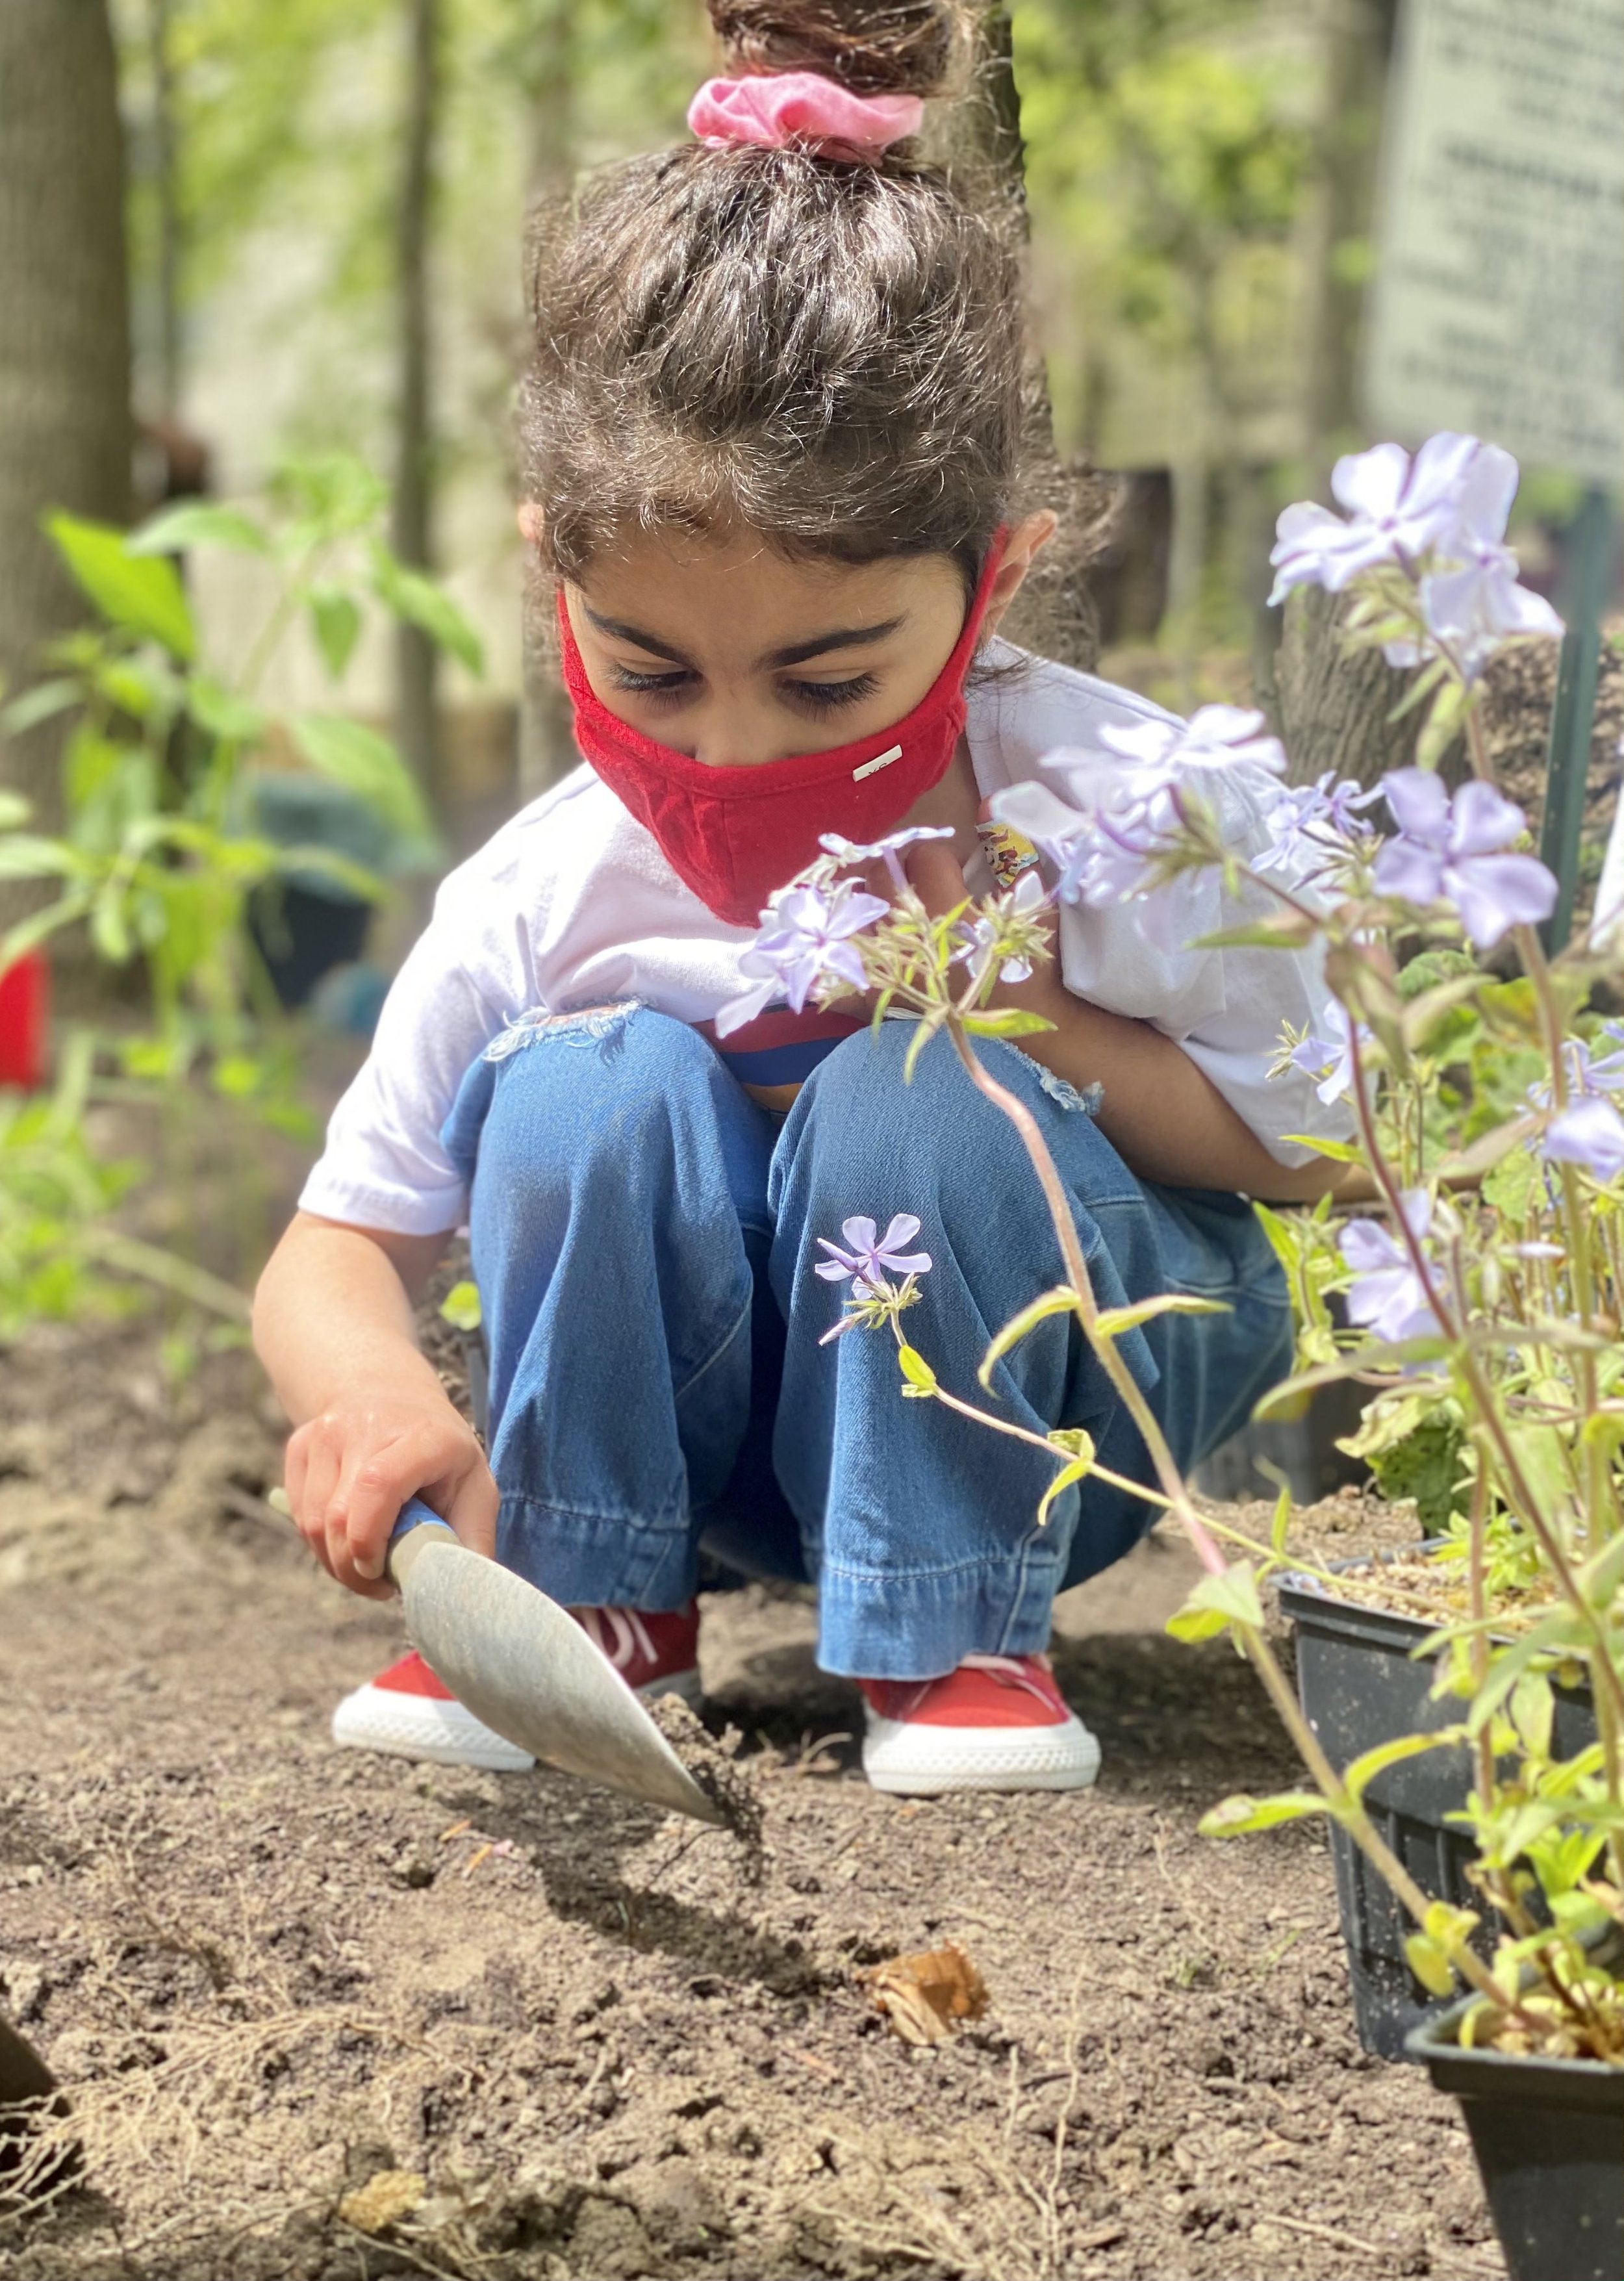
[814, 1213, 933, 1299]
[1257, 771, 1380, 877]
[1340, 1190, 1446, 1344]
[1288, 1000, 1364, 1104]
[1543, 1097, 1624, 1183]
[818, 822, 956, 894]
[1527, 1030, 1624, 1112]
[1381, 547, 1564, 682]
[818, 824, 956, 866]
[1373, 769, 1556, 949]
[953, 867, 1049, 984]
[715, 881, 887, 1038]
[1095, 703, 1288, 786]
[1268, 433, 1489, 603]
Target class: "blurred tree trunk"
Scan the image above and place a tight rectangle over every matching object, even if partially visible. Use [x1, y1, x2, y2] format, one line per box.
[1273, 0, 1439, 787]
[1300, 0, 1399, 498]
[935, 4, 1102, 671]
[0, 0, 133, 937]
[516, 0, 579, 802]
[392, 0, 442, 809]
[1275, 585, 1463, 789]
[148, 0, 182, 416]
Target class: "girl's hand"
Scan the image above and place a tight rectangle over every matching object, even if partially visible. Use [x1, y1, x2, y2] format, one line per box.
[904, 838, 1069, 1024]
[283, 1394, 498, 1602]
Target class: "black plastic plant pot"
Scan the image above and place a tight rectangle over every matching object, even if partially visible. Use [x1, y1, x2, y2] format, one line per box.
[1407, 1998, 1624, 2281]
[1278, 1566, 1595, 2061]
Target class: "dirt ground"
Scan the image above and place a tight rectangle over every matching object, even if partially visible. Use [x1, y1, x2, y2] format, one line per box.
[0, 1316, 1503, 2281]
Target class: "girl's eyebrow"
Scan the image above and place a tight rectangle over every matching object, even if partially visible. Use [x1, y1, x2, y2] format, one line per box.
[761, 617, 905, 669]
[583, 605, 906, 672]
[583, 606, 694, 665]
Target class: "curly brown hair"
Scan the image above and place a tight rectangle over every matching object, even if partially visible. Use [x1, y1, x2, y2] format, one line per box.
[518, 1, 1030, 599]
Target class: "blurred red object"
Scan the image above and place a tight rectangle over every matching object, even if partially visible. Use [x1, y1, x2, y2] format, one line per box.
[0, 950, 47, 1090]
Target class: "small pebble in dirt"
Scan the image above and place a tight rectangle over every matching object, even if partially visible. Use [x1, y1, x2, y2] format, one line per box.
[648, 1695, 765, 1875]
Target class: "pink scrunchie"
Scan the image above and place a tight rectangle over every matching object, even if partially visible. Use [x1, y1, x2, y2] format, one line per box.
[688, 71, 924, 159]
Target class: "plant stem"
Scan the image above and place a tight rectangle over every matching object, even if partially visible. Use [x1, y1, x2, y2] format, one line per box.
[941, 1014, 1534, 2024]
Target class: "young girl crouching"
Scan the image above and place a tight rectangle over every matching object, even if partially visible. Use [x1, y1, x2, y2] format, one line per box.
[253, 0, 1351, 1796]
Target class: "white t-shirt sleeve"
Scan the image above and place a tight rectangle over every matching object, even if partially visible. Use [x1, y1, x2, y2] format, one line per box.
[298, 883, 522, 1237]
[975, 656, 1356, 1170]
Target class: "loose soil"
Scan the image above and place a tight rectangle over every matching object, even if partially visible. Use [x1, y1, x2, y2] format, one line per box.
[0, 1314, 1504, 2280]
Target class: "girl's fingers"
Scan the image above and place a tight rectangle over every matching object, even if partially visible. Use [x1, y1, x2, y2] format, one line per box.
[906, 839, 971, 918]
[331, 1441, 423, 1590]
[444, 1465, 500, 1561]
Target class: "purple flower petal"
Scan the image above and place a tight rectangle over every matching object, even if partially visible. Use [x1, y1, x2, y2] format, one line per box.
[1543, 1098, 1624, 1182]
[1446, 852, 1556, 948]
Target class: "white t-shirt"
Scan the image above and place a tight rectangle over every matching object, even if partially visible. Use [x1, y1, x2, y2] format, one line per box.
[299, 643, 1352, 1236]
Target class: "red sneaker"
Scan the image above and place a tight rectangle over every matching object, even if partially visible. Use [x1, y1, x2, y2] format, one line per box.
[859, 1654, 1100, 1794]
[572, 1601, 702, 1704]
[331, 1650, 535, 1771]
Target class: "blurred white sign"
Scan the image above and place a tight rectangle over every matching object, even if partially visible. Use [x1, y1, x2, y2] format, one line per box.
[1364, 0, 1624, 483]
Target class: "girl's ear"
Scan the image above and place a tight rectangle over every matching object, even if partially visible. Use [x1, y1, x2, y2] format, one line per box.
[982, 510, 1058, 640]
[516, 502, 545, 546]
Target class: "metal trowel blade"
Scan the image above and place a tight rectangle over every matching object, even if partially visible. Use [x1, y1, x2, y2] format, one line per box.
[390, 1512, 722, 1825]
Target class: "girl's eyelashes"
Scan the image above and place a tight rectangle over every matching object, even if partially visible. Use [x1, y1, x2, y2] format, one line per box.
[609, 665, 694, 702]
[784, 672, 879, 714]
[607, 665, 882, 716]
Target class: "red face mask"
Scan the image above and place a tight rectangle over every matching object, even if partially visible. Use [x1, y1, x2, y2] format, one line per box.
[557, 538, 1005, 926]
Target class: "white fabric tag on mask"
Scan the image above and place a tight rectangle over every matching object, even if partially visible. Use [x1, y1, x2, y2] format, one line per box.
[852, 745, 903, 782]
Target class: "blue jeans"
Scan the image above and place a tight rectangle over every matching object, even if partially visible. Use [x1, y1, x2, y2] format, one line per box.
[440, 1005, 1291, 1680]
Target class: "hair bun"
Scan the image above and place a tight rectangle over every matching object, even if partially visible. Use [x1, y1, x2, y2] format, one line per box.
[705, 1, 968, 100]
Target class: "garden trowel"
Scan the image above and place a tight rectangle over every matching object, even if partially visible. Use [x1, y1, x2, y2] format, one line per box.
[388, 1499, 722, 1825]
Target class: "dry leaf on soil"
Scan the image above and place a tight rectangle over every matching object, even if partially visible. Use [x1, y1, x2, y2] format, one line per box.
[338, 2168, 425, 2235]
[858, 1943, 989, 2047]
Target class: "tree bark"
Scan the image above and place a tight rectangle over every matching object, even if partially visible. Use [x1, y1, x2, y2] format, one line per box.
[148, 0, 182, 418]
[516, 0, 579, 803]
[392, 0, 442, 809]
[0, 0, 133, 921]
[933, 4, 1105, 672]
[1274, 583, 1464, 789]
[1300, 0, 1399, 497]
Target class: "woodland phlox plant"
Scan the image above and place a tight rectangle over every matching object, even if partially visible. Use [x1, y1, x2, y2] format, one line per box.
[721, 433, 1624, 2061]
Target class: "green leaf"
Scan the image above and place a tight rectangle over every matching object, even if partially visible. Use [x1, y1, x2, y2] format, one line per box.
[959, 1007, 1056, 1039]
[1342, 1729, 1462, 1802]
[1404, 1933, 1458, 1998]
[0, 790, 30, 830]
[439, 1280, 483, 1332]
[1037, 1440, 1095, 1529]
[289, 713, 437, 848]
[1199, 1791, 1326, 1838]
[309, 587, 362, 681]
[1, 678, 82, 737]
[1191, 910, 1318, 951]
[978, 1284, 1078, 1388]
[370, 549, 484, 674]
[0, 835, 79, 881]
[46, 513, 196, 659]
[1277, 1132, 1364, 1164]
[901, 1012, 943, 1086]
[212, 1055, 264, 1099]
[1166, 1561, 1264, 1643]
[186, 678, 266, 745]
[1401, 973, 1484, 1052]
[127, 502, 271, 557]
[896, 1344, 937, 1395]
[1095, 1292, 1229, 1339]
[1270, 1482, 1293, 1557]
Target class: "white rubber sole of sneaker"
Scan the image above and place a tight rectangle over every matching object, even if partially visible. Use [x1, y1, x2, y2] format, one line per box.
[331, 1666, 707, 1772]
[862, 1711, 1102, 1795]
[331, 1685, 536, 1772]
